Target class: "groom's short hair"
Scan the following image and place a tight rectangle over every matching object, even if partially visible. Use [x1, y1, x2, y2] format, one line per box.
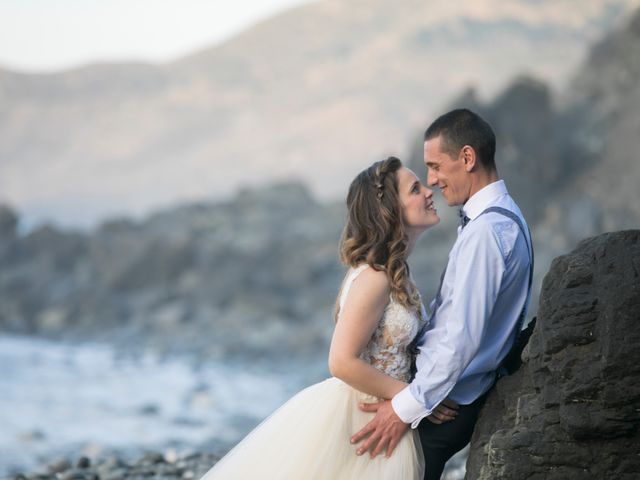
[424, 109, 496, 172]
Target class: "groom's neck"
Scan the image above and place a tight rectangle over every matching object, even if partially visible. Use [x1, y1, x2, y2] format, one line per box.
[466, 169, 500, 204]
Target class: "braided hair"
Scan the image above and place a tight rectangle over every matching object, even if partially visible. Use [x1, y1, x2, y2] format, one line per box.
[335, 156, 421, 320]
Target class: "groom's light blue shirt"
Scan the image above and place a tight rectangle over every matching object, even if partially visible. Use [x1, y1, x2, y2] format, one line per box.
[392, 180, 532, 427]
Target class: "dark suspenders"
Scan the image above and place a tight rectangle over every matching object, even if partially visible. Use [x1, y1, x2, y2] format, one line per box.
[479, 207, 535, 376]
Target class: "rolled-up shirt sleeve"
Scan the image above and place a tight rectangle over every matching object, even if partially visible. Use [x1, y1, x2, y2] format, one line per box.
[392, 223, 506, 427]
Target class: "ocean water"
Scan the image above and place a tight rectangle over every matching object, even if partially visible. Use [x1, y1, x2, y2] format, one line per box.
[0, 334, 326, 476]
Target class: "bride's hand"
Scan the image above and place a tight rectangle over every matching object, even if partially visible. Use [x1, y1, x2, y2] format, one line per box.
[426, 398, 459, 424]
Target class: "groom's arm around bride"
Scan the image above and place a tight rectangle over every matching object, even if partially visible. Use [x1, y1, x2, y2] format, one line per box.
[351, 109, 533, 480]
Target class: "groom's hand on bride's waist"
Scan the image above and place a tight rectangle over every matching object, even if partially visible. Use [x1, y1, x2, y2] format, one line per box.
[350, 397, 460, 458]
[350, 400, 408, 459]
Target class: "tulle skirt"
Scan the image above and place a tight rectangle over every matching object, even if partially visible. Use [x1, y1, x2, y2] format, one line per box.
[200, 377, 424, 479]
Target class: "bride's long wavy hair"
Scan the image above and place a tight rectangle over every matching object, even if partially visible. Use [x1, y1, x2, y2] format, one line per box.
[334, 156, 421, 321]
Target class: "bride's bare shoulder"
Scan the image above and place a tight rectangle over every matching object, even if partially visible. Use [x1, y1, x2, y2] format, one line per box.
[348, 266, 390, 298]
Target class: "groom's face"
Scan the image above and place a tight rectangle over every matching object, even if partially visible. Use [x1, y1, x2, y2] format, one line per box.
[424, 135, 469, 206]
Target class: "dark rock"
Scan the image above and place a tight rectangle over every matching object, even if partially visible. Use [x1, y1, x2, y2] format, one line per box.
[47, 459, 71, 474]
[466, 230, 640, 479]
[75, 457, 90, 469]
[138, 404, 160, 416]
[139, 452, 165, 465]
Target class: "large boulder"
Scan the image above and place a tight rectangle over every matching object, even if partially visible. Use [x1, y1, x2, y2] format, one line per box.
[466, 230, 640, 479]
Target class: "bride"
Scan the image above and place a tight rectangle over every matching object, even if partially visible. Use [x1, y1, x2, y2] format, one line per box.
[200, 156, 447, 479]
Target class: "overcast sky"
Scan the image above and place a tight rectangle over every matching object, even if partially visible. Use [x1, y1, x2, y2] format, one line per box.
[0, 0, 315, 72]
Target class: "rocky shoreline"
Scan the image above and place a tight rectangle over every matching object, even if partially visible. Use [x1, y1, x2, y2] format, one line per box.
[11, 448, 469, 480]
[10, 452, 220, 480]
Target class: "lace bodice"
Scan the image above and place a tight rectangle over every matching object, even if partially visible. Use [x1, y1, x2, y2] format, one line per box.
[338, 265, 428, 383]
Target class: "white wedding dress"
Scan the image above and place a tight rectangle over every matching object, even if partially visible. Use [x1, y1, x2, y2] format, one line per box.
[200, 264, 426, 479]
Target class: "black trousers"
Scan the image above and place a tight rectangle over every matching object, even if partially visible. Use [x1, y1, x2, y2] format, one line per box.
[417, 390, 490, 480]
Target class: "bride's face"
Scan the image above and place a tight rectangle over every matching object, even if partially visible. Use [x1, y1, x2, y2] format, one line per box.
[396, 167, 440, 231]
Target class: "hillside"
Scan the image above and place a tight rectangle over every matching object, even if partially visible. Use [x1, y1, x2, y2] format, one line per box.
[0, 0, 636, 228]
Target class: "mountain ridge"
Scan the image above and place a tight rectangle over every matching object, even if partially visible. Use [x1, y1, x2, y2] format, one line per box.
[1, 0, 636, 229]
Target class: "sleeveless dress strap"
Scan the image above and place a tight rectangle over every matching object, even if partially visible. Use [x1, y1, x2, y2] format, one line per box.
[338, 264, 370, 311]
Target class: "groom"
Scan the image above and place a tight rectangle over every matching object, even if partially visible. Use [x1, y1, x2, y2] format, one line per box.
[351, 109, 533, 480]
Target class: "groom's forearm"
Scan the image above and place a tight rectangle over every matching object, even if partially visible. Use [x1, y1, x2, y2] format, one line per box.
[395, 343, 480, 426]
[391, 386, 429, 426]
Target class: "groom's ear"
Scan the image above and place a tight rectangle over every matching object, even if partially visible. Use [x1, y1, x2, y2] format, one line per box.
[461, 145, 477, 172]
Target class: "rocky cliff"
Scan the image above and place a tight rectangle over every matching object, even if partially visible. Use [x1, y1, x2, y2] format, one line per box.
[466, 230, 640, 479]
[0, 183, 348, 361]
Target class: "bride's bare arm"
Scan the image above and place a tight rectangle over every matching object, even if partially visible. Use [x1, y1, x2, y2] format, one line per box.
[328, 268, 408, 400]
